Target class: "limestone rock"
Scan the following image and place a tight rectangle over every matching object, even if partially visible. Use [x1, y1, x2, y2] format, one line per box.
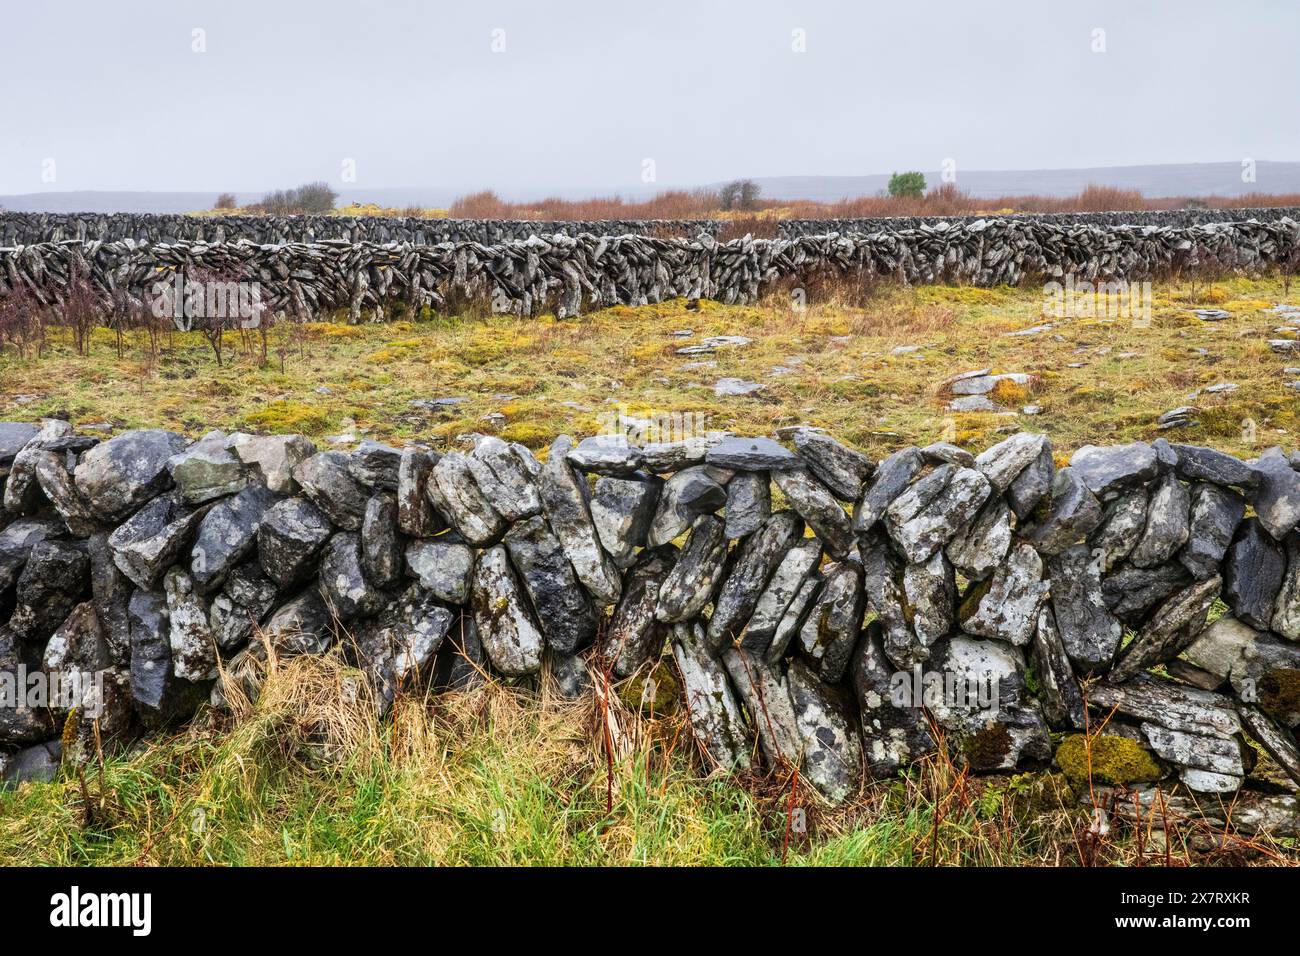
[960, 543, 1047, 646]
[168, 431, 247, 504]
[1069, 442, 1159, 498]
[361, 492, 403, 588]
[722, 470, 770, 540]
[74, 428, 187, 522]
[504, 514, 598, 655]
[1047, 544, 1122, 674]
[208, 561, 278, 651]
[293, 451, 369, 531]
[1091, 490, 1148, 573]
[107, 492, 206, 590]
[1110, 575, 1221, 682]
[1223, 518, 1285, 629]
[1030, 606, 1087, 729]
[404, 537, 474, 605]
[744, 538, 822, 655]
[706, 435, 800, 472]
[599, 548, 674, 677]
[232, 433, 316, 495]
[1179, 483, 1244, 580]
[1128, 471, 1190, 568]
[852, 622, 937, 777]
[190, 482, 279, 592]
[590, 475, 660, 568]
[883, 464, 989, 564]
[790, 429, 874, 500]
[672, 622, 751, 770]
[257, 496, 333, 588]
[425, 451, 506, 546]
[471, 545, 544, 677]
[538, 436, 622, 606]
[797, 562, 864, 682]
[319, 532, 385, 621]
[1249, 446, 1300, 540]
[853, 446, 923, 532]
[466, 436, 541, 521]
[788, 659, 863, 801]
[655, 515, 727, 624]
[1024, 467, 1103, 556]
[707, 511, 802, 646]
[646, 465, 727, 547]
[945, 495, 1012, 581]
[722, 647, 801, 768]
[395, 446, 442, 537]
[163, 567, 216, 682]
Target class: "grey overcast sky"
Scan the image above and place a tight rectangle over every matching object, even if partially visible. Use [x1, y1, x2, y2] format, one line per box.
[2, 0, 1298, 196]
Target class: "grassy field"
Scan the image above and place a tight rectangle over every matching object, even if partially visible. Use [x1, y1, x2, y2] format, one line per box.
[2, 275, 1299, 866]
[3, 275, 1297, 461]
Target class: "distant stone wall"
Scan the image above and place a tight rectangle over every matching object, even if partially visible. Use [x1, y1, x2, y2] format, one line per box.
[3, 217, 1297, 321]
[780, 206, 1300, 237]
[4, 208, 1299, 247]
[0, 213, 723, 247]
[2, 420, 1298, 830]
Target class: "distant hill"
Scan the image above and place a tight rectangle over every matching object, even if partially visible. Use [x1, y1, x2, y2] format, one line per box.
[4, 162, 1300, 214]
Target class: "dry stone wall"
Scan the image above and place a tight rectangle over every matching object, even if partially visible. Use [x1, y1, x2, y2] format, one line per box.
[4, 208, 1298, 248]
[2, 420, 1300, 827]
[780, 206, 1300, 237]
[3, 217, 1298, 320]
[0, 213, 723, 247]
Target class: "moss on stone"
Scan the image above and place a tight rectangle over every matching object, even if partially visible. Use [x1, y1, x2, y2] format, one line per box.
[1054, 733, 1164, 787]
[965, 722, 1012, 772]
[1258, 667, 1300, 722]
[618, 664, 680, 717]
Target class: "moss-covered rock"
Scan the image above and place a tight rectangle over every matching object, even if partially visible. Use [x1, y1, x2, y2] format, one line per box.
[618, 663, 680, 717]
[1055, 733, 1165, 787]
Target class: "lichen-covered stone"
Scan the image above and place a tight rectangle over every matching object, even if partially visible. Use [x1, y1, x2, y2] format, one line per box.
[945, 494, 1012, 581]
[707, 511, 802, 646]
[797, 561, 864, 682]
[1048, 544, 1122, 675]
[403, 536, 474, 605]
[1110, 575, 1221, 682]
[396, 446, 442, 538]
[1024, 467, 1103, 555]
[646, 465, 727, 547]
[722, 646, 801, 768]
[599, 548, 674, 678]
[471, 545, 544, 677]
[590, 474, 660, 568]
[504, 513, 598, 655]
[655, 515, 727, 625]
[232, 433, 316, 494]
[425, 451, 506, 547]
[360, 492, 403, 589]
[883, 463, 991, 564]
[74, 429, 188, 522]
[672, 622, 751, 770]
[257, 496, 333, 588]
[773, 468, 855, 559]
[1030, 606, 1087, 728]
[538, 436, 622, 606]
[318, 532, 385, 621]
[790, 429, 874, 500]
[1223, 517, 1285, 629]
[1248, 446, 1300, 540]
[190, 482, 279, 592]
[722, 470, 770, 540]
[1069, 442, 1159, 498]
[788, 658, 863, 801]
[744, 538, 821, 655]
[853, 446, 923, 532]
[466, 435, 541, 522]
[1180, 482, 1244, 580]
[960, 543, 1047, 646]
[163, 567, 216, 682]
[1092, 490, 1148, 573]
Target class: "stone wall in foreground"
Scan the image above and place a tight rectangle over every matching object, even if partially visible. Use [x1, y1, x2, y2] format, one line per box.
[2, 420, 1299, 825]
[3, 217, 1298, 320]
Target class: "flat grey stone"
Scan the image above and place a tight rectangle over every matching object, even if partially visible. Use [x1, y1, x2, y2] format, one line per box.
[1069, 442, 1159, 498]
[706, 435, 799, 471]
[722, 470, 770, 539]
[257, 496, 333, 588]
[883, 464, 990, 564]
[590, 475, 660, 568]
[960, 542, 1048, 647]
[404, 537, 474, 605]
[1179, 482, 1244, 580]
[471, 545, 544, 677]
[790, 429, 874, 499]
[293, 451, 369, 531]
